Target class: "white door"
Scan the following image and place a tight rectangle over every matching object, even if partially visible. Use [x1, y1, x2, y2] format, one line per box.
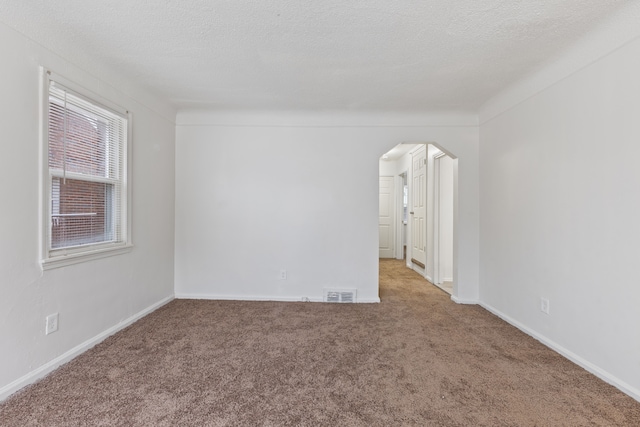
[411, 146, 427, 270]
[436, 154, 454, 283]
[379, 176, 395, 258]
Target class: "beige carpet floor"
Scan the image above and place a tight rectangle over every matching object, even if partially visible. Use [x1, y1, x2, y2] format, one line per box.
[1, 259, 638, 426]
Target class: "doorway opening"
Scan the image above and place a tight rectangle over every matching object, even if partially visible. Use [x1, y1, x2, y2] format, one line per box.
[379, 142, 458, 297]
[432, 149, 454, 294]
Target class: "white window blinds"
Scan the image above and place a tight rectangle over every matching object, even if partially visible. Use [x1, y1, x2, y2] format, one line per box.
[46, 78, 129, 255]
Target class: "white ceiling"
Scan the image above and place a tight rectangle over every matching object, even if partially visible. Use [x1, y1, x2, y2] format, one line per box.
[0, 0, 629, 111]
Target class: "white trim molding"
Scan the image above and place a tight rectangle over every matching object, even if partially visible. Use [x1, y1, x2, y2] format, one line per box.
[0, 296, 174, 402]
[176, 110, 479, 128]
[41, 244, 133, 270]
[175, 293, 381, 304]
[480, 302, 640, 403]
[479, 3, 640, 125]
[450, 295, 478, 305]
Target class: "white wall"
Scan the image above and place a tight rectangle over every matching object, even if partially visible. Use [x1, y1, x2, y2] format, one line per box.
[0, 23, 176, 399]
[175, 112, 479, 303]
[479, 23, 640, 398]
[378, 159, 397, 177]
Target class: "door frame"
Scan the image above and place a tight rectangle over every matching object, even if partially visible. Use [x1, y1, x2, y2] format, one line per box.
[433, 151, 446, 284]
[378, 141, 459, 297]
[406, 144, 427, 275]
[395, 171, 407, 260]
[379, 176, 396, 259]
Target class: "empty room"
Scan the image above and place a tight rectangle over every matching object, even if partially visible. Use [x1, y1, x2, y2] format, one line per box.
[1, 1, 639, 425]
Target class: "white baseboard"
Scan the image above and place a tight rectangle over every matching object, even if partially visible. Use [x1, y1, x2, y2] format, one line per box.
[175, 293, 322, 302]
[175, 293, 380, 303]
[451, 295, 478, 304]
[480, 302, 640, 403]
[0, 295, 174, 402]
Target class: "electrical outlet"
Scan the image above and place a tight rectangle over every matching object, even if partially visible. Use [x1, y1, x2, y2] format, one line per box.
[540, 298, 550, 315]
[280, 269, 287, 280]
[46, 313, 59, 335]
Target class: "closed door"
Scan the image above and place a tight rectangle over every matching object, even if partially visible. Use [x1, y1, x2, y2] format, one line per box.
[379, 176, 395, 258]
[411, 146, 426, 269]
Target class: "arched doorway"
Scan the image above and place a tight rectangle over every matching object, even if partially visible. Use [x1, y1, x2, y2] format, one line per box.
[379, 142, 458, 297]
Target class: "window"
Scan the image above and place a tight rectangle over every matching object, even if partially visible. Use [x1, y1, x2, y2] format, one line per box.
[41, 69, 132, 269]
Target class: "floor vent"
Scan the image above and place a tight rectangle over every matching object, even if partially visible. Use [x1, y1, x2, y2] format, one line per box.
[323, 289, 357, 303]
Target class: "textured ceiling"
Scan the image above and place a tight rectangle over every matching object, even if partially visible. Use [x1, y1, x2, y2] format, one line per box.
[0, 0, 630, 111]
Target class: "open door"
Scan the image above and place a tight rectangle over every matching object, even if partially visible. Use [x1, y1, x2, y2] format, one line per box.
[433, 152, 454, 288]
[410, 145, 427, 271]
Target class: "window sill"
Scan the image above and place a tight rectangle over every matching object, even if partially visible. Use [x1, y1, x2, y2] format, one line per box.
[41, 244, 133, 270]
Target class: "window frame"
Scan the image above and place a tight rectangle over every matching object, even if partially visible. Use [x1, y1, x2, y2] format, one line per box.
[40, 68, 133, 270]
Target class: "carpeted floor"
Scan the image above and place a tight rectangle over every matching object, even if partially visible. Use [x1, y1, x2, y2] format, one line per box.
[1, 259, 639, 426]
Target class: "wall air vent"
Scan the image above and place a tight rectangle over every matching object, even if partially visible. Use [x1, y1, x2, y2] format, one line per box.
[323, 288, 357, 303]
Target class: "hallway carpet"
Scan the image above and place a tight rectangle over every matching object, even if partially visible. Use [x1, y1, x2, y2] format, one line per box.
[1, 260, 639, 426]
